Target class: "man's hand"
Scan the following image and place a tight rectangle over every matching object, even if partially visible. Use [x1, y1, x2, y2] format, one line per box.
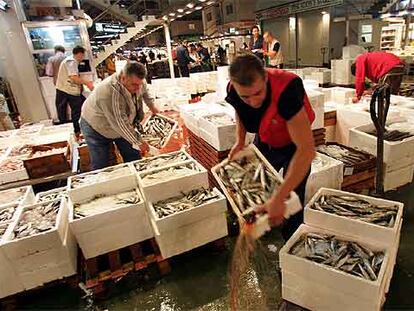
[228, 141, 245, 161]
[352, 96, 360, 104]
[150, 107, 159, 115]
[256, 195, 286, 226]
[139, 141, 150, 155]
[86, 81, 94, 91]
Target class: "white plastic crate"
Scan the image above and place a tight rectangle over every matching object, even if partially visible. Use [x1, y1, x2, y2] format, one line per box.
[0, 186, 35, 207]
[349, 123, 414, 163]
[305, 154, 344, 203]
[331, 59, 355, 85]
[198, 112, 236, 151]
[35, 187, 67, 203]
[383, 164, 414, 191]
[151, 211, 228, 259]
[141, 114, 178, 150]
[343, 45, 366, 60]
[147, 187, 227, 233]
[211, 144, 302, 219]
[0, 159, 29, 185]
[304, 188, 403, 247]
[280, 224, 390, 311]
[307, 90, 325, 130]
[67, 163, 136, 204]
[137, 160, 209, 202]
[68, 187, 152, 259]
[0, 225, 24, 297]
[1, 198, 68, 259]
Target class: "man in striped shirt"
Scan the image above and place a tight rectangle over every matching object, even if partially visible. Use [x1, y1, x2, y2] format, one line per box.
[80, 62, 158, 170]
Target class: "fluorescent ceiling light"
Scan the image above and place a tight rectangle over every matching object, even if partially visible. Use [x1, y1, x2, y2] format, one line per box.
[169, 12, 176, 16]
[177, 8, 184, 13]
[185, 10, 192, 14]
[187, 3, 194, 8]
[195, 6, 202, 10]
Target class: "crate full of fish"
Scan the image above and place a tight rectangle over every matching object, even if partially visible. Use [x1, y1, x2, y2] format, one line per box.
[141, 114, 178, 150]
[0, 186, 35, 207]
[349, 122, 414, 164]
[67, 163, 136, 204]
[148, 187, 227, 233]
[305, 153, 344, 203]
[132, 150, 192, 173]
[23, 141, 70, 179]
[0, 223, 24, 298]
[198, 112, 236, 151]
[280, 224, 390, 311]
[317, 142, 376, 176]
[1, 198, 68, 259]
[137, 160, 209, 203]
[0, 158, 29, 185]
[304, 188, 403, 248]
[69, 187, 152, 259]
[211, 144, 302, 219]
[35, 187, 67, 203]
[150, 207, 228, 259]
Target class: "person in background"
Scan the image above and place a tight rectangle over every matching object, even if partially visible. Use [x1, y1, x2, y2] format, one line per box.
[196, 43, 212, 71]
[46, 45, 66, 85]
[80, 62, 158, 170]
[129, 52, 138, 62]
[351, 51, 405, 103]
[188, 44, 202, 73]
[139, 52, 148, 67]
[263, 31, 284, 69]
[105, 54, 116, 75]
[176, 41, 193, 77]
[0, 93, 14, 130]
[216, 44, 227, 66]
[226, 54, 315, 240]
[55, 45, 93, 137]
[148, 50, 156, 62]
[249, 25, 264, 62]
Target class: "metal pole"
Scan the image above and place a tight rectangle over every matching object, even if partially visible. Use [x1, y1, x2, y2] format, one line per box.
[404, 14, 411, 48]
[164, 22, 175, 79]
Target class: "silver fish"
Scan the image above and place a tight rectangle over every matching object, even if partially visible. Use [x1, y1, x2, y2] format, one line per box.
[141, 115, 175, 149]
[289, 233, 384, 281]
[153, 188, 219, 218]
[134, 151, 189, 171]
[311, 194, 398, 228]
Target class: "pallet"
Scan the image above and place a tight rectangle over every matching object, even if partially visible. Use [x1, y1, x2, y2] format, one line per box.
[0, 275, 79, 310]
[80, 239, 170, 295]
[342, 168, 376, 188]
[342, 177, 375, 194]
[324, 111, 337, 127]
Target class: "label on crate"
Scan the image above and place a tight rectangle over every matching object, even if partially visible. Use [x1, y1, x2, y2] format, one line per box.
[344, 167, 354, 176]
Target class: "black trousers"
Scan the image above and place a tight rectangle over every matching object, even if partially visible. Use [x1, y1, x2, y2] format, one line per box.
[178, 64, 190, 77]
[254, 136, 310, 241]
[55, 89, 83, 134]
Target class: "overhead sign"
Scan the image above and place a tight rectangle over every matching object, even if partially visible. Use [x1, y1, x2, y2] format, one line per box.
[256, 0, 344, 20]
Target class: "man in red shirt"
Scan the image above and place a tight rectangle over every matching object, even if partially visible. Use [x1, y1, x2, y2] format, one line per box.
[226, 54, 315, 240]
[351, 51, 404, 103]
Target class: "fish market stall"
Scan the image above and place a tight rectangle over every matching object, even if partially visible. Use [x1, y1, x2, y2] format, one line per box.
[141, 114, 178, 154]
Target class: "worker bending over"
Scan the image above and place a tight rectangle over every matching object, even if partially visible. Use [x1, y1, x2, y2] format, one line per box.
[80, 62, 158, 170]
[351, 51, 404, 103]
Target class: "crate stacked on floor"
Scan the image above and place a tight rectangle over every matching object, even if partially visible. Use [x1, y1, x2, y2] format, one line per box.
[0, 185, 77, 298]
[317, 142, 376, 193]
[349, 121, 414, 191]
[132, 152, 228, 259]
[280, 187, 403, 311]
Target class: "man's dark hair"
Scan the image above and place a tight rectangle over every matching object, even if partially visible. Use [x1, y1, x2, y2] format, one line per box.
[72, 45, 86, 55]
[123, 62, 147, 79]
[229, 53, 265, 86]
[251, 25, 260, 33]
[351, 62, 356, 76]
[54, 45, 65, 53]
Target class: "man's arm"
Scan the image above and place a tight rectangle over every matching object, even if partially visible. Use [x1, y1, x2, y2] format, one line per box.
[228, 112, 247, 160]
[266, 42, 279, 58]
[354, 57, 366, 100]
[259, 108, 315, 224]
[69, 75, 94, 91]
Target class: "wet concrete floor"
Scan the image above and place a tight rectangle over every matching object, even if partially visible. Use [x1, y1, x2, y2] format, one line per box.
[12, 181, 414, 310]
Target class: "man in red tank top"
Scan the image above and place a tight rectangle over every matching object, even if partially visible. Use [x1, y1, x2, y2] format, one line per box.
[225, 54, 315, 240]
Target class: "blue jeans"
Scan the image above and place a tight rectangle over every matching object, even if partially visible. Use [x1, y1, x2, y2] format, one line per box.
[80, 118, 141, 170]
